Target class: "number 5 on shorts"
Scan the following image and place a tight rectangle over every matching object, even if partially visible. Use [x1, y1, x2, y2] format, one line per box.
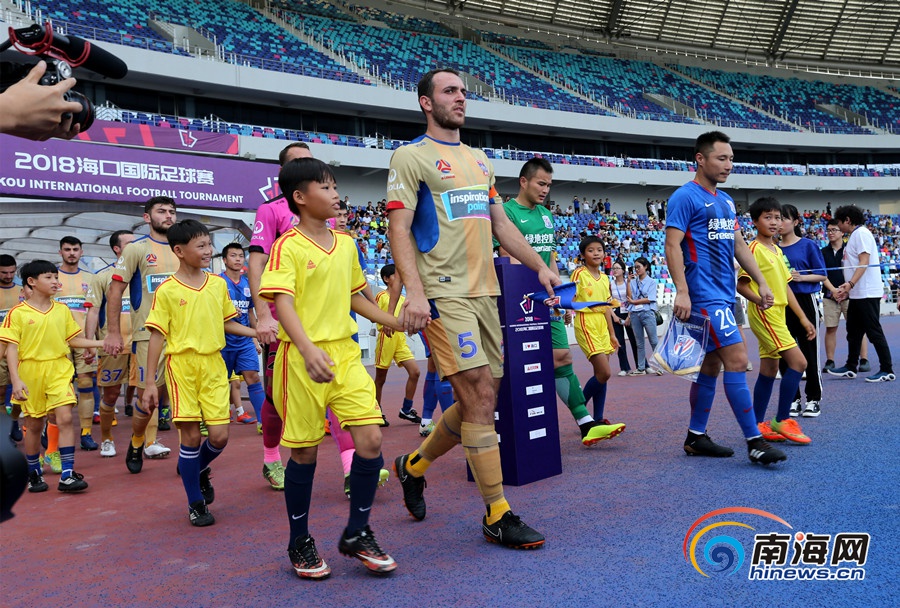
[458, 331, 478, 359]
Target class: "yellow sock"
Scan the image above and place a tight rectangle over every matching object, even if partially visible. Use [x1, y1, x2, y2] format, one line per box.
[405, 450, 431, 477]
[131, 434, 145, 449]
[486, 499, 511, 525]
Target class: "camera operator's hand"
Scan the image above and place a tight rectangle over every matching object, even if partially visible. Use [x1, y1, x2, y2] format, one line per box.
[0, 61, 83, 141]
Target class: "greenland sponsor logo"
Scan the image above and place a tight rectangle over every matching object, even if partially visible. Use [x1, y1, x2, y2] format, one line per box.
[529, 428, 547, 440]
[527, 406, 544, 418]
[441, 186, 491, 221]
[522, 341, 540, 351]
[525, 384, 543, 395]
[524, 362, 541, 373]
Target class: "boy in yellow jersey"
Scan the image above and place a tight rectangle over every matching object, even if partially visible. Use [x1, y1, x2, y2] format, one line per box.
[373, 264, 421, 424]
[55, 235, 99, 451]
[571, 237, 626, 442]
[85, 230, 136, 458]
[142, 220, 256, 527]
[1, 260, 104, 493]
[737, 198, 815, 448]
[259, 157, 404, 579]
[105, 197, 179, 471]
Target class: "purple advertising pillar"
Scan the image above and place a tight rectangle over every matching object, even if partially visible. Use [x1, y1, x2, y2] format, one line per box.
[473, 258, 561, 486]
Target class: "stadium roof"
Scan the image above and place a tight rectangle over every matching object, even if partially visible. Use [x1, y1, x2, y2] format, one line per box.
[406, 0, 900, 74]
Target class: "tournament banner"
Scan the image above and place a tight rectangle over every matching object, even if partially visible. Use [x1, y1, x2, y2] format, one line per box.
[0, 135, 279, 211]
[75, 119, 239, 155]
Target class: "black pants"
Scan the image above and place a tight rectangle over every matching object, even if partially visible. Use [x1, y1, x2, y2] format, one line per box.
[846, 297, 894, 373]
[612, 308, 638, 372]
[779, 292, 822, 402]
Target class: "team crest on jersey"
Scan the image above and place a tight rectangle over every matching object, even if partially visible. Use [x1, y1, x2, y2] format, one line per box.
[81, 282, 89, 294]
[542, 216, 553, 230]
[435, 159, 452, 174]
[146, 253, 158, 266]
[243, 287, 251, 298]
[476, 161, 489, 176]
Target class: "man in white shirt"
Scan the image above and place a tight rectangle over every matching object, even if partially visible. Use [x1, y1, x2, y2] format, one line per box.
[828, 205, 895, 382]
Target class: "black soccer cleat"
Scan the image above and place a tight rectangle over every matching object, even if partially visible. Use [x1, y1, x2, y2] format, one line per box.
[482, 511, 545, 549]
[338, 525, 397, 574]
[747, 437, 788, 465]
[188, 500, 215, 527]
[199, 466, 215, 504]
[398, 408, 422, 424]
[288, 535, 331, 579]
[27, 470, 48, 493]
[393, 454, 426, 521]
[683, 432, 734, 457]
[125, 441, 144, 474]
[58, 471, 89, 493]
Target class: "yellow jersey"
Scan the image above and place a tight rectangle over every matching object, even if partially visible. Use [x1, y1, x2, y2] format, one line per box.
[54, 267, 93, 329]
[86, 266, 134, 346]
[144, 273, 238, 356]
[113, 235, 179, 342]
[571, 267, 614, 312]
[260, 228, 367, 344]
[0, 301, 81, 361]
[374, 290, 403, 331]
[739, 241, 792, 307]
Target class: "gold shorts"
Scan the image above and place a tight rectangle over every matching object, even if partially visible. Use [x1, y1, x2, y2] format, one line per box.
[424, 297, 503, 380]
[130, 340, 166, 389]
[274, 338, 382, 449]
[98, 353, 131, 387]
[165, 352, 230, 425]
[0, 356, 8, 386]
[68, 347, 98, 376]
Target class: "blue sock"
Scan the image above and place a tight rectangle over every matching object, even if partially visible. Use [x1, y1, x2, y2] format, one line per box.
[401, 398, 413, 414]
[346, 452, 384, 534]
[26, 453, 41, 475]
[198, 439, 224, 471]
[422, 371, 438, 419]
[437, 381, 454, 411]
[776, 369, 803, 422]
[246, 382, 264, 422]
[179, 444, 203, 504]
[284, 459, 316, 543]
[753, 374, 776, 424]
[583, 376, 600, 405]
[59, 446, 75, 479]
[723, 371, 759, 439]
[688, 372, 717, 433]
[593, 383, 608, 420]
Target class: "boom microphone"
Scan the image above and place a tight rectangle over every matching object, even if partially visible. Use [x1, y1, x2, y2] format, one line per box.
[50, 31, 128, 79]
[4, 23, 127, 79]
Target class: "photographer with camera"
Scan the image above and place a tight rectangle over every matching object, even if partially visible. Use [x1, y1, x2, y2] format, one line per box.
[0, 60, 83, 141]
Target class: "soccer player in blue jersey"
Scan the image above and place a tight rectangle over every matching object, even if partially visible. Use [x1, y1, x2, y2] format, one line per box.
[219, 243, 264, 425]
[665, 131, 786, 465]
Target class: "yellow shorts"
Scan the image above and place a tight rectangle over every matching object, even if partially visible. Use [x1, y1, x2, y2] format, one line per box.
[748, 303, 797, 359]
[274, 337, 382, 449]
[13, 358, 76, 418]
[424, 297, 503, 380]
[98, 353, 131, 387]
[374, 330, 414, 369]
[68, 347, 97, 376]
[0, 356, 8, 386]
[574, 311, 615, 359]
[165, 352, 230, 425]
[130, 340, 166, 389]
